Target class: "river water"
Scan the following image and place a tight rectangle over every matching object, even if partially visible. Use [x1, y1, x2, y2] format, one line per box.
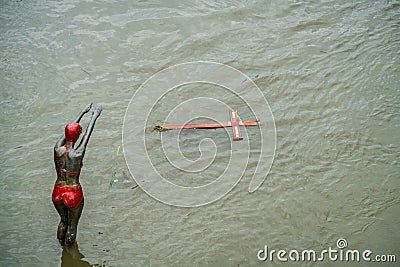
[1, 1, 399, 266]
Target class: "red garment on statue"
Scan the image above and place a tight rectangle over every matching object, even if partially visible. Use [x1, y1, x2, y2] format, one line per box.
[52, 184, 83, 208]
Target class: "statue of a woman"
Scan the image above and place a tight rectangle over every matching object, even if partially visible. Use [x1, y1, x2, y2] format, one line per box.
[52, 103, 102, 245]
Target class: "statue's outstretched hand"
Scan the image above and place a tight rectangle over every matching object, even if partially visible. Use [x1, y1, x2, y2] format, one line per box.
[82, 103, 93, 114]
[75, 103, 93, 123]
[94, 105, 102, 117]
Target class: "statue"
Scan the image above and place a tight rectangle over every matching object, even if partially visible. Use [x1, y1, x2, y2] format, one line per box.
[52, 103, 102, 245]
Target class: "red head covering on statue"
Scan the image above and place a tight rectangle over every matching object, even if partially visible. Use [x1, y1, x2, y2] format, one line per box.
[65, 122, 82, 142]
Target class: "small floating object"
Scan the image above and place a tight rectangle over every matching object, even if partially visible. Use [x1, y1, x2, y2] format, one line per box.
[154, 109, 260, 141]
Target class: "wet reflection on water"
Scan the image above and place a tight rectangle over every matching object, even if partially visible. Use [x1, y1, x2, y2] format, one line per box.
[61, 243, 90, 267]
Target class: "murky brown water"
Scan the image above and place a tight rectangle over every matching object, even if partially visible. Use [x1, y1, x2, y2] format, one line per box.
[1, 1, 399, 266]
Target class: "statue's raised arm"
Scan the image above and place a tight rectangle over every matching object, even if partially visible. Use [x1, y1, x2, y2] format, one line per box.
[54, 103, 92, 149]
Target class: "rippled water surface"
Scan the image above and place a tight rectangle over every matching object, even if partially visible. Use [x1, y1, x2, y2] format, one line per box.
[1, 1, 399, 266]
